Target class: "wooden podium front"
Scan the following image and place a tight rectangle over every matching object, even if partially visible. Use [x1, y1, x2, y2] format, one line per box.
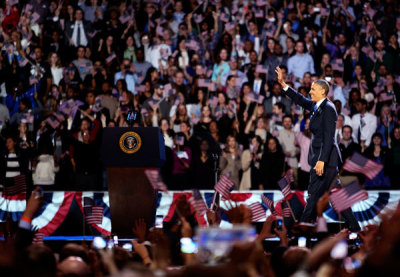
[101, 127, 165, 237]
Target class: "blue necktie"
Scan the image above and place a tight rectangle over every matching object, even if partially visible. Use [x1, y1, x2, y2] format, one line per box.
[310, 104, 317, 119]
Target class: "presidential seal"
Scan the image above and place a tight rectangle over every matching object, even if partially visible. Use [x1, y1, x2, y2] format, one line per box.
[119, 131, 142, 154]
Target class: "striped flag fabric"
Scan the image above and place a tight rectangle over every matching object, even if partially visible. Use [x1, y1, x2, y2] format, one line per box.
[256, 64, 268, 74]
[331, 59, 344, 72]
[4, 175, 27, 195]
[261, 195, 277, 216]
[249, 202, 266, 222]
[214, 174, 235, 200]
[277, 176, 291, 199]
[32, 232, 44, 244]
[144, 169, 168, 192]
[329, 181, 369, 212]
[281, 201, 291, 218]
[342, 152, 383, 180]
[284, 168, 295, 184]
[83, 197, 104, 225]
[246, 92, 265, 104]
[188, 189, 208, 216]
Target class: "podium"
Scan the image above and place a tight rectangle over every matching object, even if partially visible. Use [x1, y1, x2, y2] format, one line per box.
[101, 127, 165, 237]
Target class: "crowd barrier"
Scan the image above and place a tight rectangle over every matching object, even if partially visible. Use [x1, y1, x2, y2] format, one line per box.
[0, 190, 398, 236]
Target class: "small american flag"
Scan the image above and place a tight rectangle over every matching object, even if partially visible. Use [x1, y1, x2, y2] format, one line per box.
[198, 78, 211, 88]
[284, 168, 295, 184]
[105, 53, 116, 63]
[137, 85, 146, 92]
[220, 13, 230, 23]
[119, 14, 132, 24]
[33, 232, 44, 244]
[209, 96, 218, 108]
[379, 93, 394, 102]
[215, 174, 235, 200]
[83, 197, 104, 225]
[193, 14, 203, 23]
[22, 112, 34, 124]
[176, 135, 184, 146]
[225, 22, 235, 32]
[329, 181, 369, 212]
[156, 26, 164, 36]
[261, 195, 277, 216]
[320, 8, 329, 16]
[163, 83, 176, 98]
[46, 116, 60, 129]
[246, 92, 265, 104]
[18, 56, 29, 67]
[256, 0, 267, 6]
[256, 64, 268, 74]
[4, 175, 26, 195]
[331, 59, 344, 72]
[54, 111, 65, 122]
[255, 10, 264, 18]
[249, 202, 266, 222]
[188, 189, 208, 216]
[140, 107, 149, 116]
[277, 177, 291, 199]
[144, 169, 168, 192]
[342, 152, 383, 180]
[281, 201, 291, 218]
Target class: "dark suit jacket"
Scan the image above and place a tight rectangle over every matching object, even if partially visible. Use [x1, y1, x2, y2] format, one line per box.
[65, 20, 92, 46]
[264, 95, 292, 115]
[283, 87, 342, 168]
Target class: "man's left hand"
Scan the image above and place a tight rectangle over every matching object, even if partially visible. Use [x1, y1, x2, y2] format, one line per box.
[314, 161, 325, 176]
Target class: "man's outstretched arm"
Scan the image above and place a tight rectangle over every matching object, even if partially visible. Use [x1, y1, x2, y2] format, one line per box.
[275, 66, 314, 111]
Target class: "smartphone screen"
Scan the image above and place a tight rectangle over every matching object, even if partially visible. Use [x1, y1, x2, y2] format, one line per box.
[180, 238, 197, 254]
[155, 216, 163, 228]
[93, 237, 106, 250]
[276, 219, 283, 231]
[298, 237, 306, 247]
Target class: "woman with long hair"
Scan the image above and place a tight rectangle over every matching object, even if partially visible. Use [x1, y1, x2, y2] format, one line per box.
[159, 118, 174, 149]
[194, 105, 213, 133]
[219, 135, 242, 189]
[240, 135, 263, 190]
[171, 103, 189, 133]
[364, 132, 391, 188]
[171, 132, 192, 190]
[123, 36, 136, 62]
[259, 136, 285, 190]
[211, 48, 230, 83]
[47, 52, 64, 89]
[0, 136, 29, 192]
[191, 139, 215, 190]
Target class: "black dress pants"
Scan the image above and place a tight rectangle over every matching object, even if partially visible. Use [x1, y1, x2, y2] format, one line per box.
[300, 165, 361, 231]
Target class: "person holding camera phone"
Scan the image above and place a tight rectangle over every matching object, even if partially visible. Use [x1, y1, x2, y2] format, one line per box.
[275, 66, 360, 231]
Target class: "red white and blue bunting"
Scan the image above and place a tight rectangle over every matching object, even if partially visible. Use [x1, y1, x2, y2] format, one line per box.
[0, 190, 399, 235]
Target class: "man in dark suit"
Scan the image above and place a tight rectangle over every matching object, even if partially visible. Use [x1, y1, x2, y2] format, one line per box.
[264, 82, 292, 115]
[65, 8, 92, 48]
[275, 66, 360, 231]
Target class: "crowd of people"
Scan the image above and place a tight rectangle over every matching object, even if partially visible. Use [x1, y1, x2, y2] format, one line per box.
[0, 0, 400, 192]
[1, 185, 400, 276]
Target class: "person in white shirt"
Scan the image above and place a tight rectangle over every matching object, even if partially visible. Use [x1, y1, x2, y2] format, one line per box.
[65, 8, 92, 47]
[351, 99, 377, 148]
[287, 41, 315, 82]
[114, 59, 136, 94]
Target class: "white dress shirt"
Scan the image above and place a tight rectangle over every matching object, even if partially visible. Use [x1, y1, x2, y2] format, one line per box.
[72, 21, 88, 46]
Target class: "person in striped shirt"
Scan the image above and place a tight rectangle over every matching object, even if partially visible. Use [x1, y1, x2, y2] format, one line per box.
[0, 136, 29, 189]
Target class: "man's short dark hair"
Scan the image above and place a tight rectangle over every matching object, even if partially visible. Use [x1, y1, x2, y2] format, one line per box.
[227, 75, 235, 82]
[312, 80, 330, 96]
[274, 102, 286, 112]
[282, 115, 292, 122]
[342, 125, 353, 134]
[356, 98, 367, 106]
